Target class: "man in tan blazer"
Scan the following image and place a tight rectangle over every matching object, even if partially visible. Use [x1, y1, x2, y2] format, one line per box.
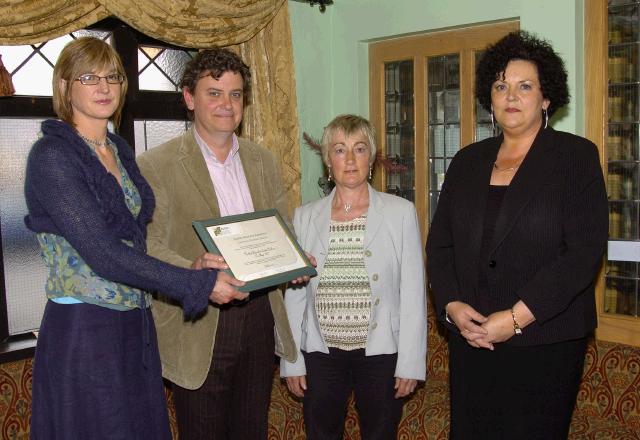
[137, 48, 297, 440]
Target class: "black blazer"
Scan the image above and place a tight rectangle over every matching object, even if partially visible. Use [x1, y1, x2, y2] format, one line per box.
[426, 127, 608, 346]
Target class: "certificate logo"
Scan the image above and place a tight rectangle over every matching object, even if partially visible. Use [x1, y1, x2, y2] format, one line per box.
[208, 224, 243, 237]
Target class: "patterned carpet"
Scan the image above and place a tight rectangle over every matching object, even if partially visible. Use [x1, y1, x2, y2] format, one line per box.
[1, 306, 638, 439]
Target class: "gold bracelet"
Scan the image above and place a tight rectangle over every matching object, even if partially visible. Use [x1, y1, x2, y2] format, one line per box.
[511, 308, 522, 335]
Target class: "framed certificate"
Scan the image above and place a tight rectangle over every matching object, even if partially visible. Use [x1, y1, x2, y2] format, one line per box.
[193, 209, 316, 292]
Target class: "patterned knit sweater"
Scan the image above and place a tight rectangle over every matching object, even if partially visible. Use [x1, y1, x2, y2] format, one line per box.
[315, 215, 372, 350]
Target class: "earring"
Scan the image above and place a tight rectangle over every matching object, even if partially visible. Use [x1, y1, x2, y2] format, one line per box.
[491, 110, 496, 136]
[542, 108, 549, 129]
[369, 166, 372, 180]
[327, 166, 332, 182]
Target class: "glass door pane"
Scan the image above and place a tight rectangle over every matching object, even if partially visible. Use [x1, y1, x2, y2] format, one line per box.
[474, 50, 497, 141]
[427, 54, 460, 222]
[384, 60, 415, 201]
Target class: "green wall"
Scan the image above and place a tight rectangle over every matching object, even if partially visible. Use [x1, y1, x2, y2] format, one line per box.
[289, 0, 586, 202]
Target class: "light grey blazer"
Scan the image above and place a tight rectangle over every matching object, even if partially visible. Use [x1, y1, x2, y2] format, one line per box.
[280, 184, 427, 380]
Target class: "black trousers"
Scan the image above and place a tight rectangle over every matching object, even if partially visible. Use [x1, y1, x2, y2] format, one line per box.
[173, 294, 275, 440]
[302, 348, 403, 440]
[448, 334, 588, 440]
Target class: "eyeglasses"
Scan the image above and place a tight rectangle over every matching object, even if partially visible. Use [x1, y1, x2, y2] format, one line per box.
[75, 74, 125, 85]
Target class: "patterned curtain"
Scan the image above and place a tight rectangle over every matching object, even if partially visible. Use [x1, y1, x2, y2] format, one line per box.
[0, 0, 282, 47]
[235, 6, 300, 216]
[0, 0, 301, 210]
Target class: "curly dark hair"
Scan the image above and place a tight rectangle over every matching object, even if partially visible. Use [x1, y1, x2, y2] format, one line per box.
[476, 30, 569, 118]
[180, 48, 252, 118]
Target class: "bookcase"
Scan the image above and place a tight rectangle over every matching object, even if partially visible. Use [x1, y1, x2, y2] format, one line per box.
[586, 0, 640, 346]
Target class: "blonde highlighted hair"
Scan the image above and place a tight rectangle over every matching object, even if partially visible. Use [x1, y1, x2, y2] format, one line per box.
[52, 37, 127, 127]
[320, 114, 377, 166]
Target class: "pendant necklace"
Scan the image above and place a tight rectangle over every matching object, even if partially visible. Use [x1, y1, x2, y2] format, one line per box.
[344, 203, 352, 213]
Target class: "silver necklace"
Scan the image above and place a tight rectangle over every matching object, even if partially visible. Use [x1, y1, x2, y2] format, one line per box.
[339, 192, 368, 214]
[78, 132, 108, 148]
[493, 162, 520, 172]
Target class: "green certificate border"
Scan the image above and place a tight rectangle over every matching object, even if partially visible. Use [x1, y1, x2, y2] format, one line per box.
[193, 209, 316, 292]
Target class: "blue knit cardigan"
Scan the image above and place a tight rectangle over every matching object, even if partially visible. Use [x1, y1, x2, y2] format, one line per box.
[24, 119, 216, 318]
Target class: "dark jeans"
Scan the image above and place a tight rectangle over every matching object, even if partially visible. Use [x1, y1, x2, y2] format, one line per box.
[173, 294, 275, 440]
[302, 348, 403, 440]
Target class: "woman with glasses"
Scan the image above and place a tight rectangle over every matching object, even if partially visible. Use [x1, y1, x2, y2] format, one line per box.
[24, 37, 224, 439]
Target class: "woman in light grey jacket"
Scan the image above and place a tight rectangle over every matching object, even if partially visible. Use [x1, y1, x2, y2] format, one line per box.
[280, 114, 427, 440]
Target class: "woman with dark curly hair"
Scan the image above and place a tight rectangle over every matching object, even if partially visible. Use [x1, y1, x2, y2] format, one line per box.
[426, 30, 608, 439]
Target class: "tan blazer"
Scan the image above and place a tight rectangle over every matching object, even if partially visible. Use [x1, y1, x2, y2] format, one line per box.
[137, 128, 297, 390]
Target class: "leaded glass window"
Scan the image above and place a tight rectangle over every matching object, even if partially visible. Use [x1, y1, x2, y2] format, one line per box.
[1, 30, 111, 96]
[138, 46, 195, 91]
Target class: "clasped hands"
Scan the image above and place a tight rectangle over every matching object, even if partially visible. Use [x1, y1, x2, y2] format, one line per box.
[191, 252, 317, 305]
[445, 301, 532, 350]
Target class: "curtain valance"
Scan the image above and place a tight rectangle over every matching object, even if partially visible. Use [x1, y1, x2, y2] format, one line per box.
[0, 0, 285, 47]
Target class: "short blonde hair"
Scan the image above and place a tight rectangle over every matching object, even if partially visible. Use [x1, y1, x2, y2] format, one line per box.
[53, 37, 127, 127]
[320, 114, 377, 166]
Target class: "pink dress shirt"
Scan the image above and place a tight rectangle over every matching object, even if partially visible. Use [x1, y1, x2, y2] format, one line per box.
[194, 128, 254, 216]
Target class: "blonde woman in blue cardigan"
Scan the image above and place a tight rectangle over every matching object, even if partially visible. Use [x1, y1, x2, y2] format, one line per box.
[24, 37, 222, 439]
[281, 114, 427, 439]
